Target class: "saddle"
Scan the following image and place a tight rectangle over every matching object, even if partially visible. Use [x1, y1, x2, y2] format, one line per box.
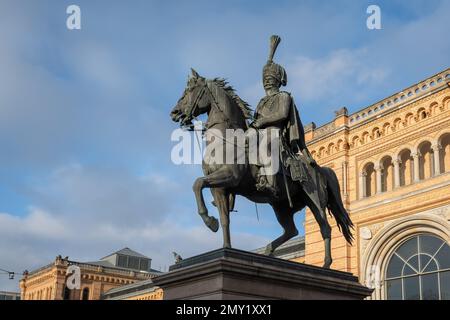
[280, 135, 328, 210]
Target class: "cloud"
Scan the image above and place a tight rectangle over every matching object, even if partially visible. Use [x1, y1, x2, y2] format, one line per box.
[0, 163, 271, 291]
[1, 0, 449, 294]
[0, 208, 68, 240]
[287, 48, 390, 105]
[0, 207, 269, 292]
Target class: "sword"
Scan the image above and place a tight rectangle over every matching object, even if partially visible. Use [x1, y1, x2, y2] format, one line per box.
[280, 147, 293, 208]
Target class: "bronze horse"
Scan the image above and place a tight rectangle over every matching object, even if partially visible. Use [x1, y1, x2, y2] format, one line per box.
[170, 69, 353, 268]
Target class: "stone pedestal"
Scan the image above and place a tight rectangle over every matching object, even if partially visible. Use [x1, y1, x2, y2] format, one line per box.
[153, 248, 372, 300]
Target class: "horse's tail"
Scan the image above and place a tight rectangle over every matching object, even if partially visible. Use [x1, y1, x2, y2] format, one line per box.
[322, 167, 354, 244]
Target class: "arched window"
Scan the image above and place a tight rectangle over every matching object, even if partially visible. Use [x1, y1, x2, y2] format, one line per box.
[383, 123, 391, 135]
[385, 234, 450, 300]
[336, 139, 344, 152]
[363, 163, 376, 197]
[352, 136, 360, 148]
[381, 156, 393, 192]
[372, 127, 381, 139]
[439, 133, 450, 173]
[362, 132, 370, 144]
[405, 113, 414, 126]
[418, 141, 434, 180]
[319, 147, 326, 158]
[82, 288, 90, 300]
[327, 143, 335, 155]
[430, 102, 439, 116]
[417, 108, 427, 120]
[399, 149, 413, 186]
[393, 118, 402, 131]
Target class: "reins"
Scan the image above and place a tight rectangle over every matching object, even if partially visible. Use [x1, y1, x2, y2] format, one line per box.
[183, 81, 249, 150]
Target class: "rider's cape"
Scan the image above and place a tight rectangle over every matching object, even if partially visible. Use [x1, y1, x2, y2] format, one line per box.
[286, 96, 307, 152]
[282, 96, 326, 211]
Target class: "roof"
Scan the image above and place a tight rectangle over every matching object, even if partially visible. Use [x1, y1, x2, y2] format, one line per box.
[101, 278, 160, 300]
[24, 248, 154, 278]
[0, 291, 20, 295]
[101, 247, 150, 260]
[24, 260, 156, 279]
[347, 68, 450, 126]
[84, 259, 162, 274]
[84, 260, 116, 268]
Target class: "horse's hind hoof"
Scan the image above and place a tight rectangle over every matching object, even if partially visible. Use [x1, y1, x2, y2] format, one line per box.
[323, 259, 332, 269]
[264, 245, 274, 257]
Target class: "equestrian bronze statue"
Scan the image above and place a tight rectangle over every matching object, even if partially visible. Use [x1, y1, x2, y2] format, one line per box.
[170, 35, 353, 268]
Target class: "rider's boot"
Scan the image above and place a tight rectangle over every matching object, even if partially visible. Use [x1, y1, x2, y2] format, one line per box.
[256, 174, 278, 198]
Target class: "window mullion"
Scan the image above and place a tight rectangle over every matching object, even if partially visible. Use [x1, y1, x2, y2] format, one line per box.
[421, 242, 445, 273]
[402, 278, 405, 300]
[395, 252, 419, 274]
[419, 274, 422, 300]
[438, 272, 442, 300]
[418, 236, 421, 273]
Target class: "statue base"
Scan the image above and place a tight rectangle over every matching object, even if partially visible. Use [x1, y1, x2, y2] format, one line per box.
[152, 248, 372, 300]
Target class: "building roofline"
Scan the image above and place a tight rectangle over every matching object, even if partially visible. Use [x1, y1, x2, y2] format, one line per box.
[24, 263, 54, 277]
[100, 247, 150, 260]
[24, 259, 160, 279]
[308, 67, 450, 134]
[0, 291, 20, 295]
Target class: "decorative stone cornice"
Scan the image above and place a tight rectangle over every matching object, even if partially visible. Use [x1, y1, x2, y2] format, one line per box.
[355, 118, 450, 162]
[349, 69, 450, 126]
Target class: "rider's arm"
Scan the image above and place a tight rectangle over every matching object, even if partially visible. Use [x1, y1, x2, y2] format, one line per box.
[255, 93, 291, 128]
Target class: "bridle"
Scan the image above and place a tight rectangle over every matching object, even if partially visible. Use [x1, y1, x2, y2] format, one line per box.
[182, 80, 243, 131]
[181, 83, 207, 130]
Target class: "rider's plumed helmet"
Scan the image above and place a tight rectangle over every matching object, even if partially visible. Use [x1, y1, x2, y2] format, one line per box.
[262, 35, 287, 87]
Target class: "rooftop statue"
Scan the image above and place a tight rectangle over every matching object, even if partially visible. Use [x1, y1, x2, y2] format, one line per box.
[170, 35, 354, 268]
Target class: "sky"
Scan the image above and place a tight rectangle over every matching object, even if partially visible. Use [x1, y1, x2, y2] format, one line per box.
[0, 0, 449, 291]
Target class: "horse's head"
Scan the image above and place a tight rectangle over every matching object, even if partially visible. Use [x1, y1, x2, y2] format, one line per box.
[171, 68, 210, 129]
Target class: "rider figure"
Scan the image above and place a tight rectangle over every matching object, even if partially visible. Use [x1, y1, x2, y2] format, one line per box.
[250, 35, 316, 197]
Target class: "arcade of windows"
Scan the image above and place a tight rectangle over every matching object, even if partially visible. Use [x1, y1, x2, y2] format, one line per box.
[360, 133, 450, 198]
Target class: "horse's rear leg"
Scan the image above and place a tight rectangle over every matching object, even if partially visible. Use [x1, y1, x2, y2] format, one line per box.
[211, 188, 231, 248]
[307, 201, 332, 268]
[264, 203, 298, 256]
[193, 167, 238, 234]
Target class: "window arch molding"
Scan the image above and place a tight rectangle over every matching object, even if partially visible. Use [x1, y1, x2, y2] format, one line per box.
[360, 213, 450, 300]
[375, 153, 395, 166]
[359, 158, 378, 173]
[414, 138, 437, 152]
[393, 144, 415, 159]
[442, 96, 450, 110]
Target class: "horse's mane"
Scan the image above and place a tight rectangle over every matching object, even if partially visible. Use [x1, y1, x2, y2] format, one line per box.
[210, 78, 253, 120]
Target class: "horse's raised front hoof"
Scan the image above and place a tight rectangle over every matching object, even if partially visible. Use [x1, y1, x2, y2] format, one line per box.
[206, 216, 219, 233]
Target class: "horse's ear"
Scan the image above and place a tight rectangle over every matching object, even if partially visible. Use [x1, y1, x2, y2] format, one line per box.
[191, 68, 200, 79]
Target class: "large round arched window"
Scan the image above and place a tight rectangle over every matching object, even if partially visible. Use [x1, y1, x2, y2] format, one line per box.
[385, 234, 450, 300]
